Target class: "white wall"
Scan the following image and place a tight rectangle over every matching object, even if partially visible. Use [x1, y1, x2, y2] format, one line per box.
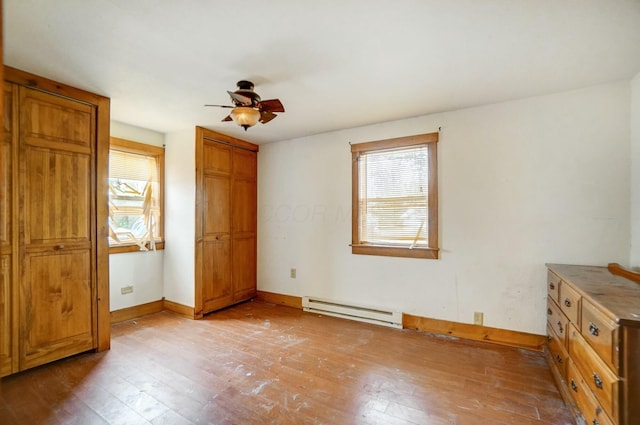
[109, 121, 165, 311]
[631, 72, 640, 268]
[111, 121, 165, 148]
[109, 251, 165, 310]
[163, 128, 196, 307]
[257, 81, 631, 335]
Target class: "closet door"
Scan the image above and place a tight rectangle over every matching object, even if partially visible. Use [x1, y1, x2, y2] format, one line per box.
[195, 128, 258, 317]
[231, 148, 257, 302]
[18, 86, 96, 370]
[0, 85, 14, 376]
[201, 140, 233, 313]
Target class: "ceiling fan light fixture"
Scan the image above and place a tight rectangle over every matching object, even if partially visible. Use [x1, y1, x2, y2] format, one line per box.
[206, 81, 284, 130]
[230, 106, 261, 130]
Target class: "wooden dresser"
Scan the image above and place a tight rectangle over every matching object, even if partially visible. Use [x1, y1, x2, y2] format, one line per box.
[546, 264, 640, 425]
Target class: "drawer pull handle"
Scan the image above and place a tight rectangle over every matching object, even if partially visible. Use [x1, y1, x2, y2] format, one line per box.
[557, 321, 563, 333]
[589, 323, 599, 336]
[592, 419, 599, 425]
[570, 379, 578, 392]
[564, 298, 572, 307]
[54, 244, 65, 250]
[547, 335, 552, 342]
[547, 308, 552, 316]
[593, 373, 603, 389]
[549, 283, 555, 290]
[556, 354, 563, 364]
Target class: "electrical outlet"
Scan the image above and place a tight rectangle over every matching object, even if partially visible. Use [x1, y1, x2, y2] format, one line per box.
[121, 285, 134, 295]
[473, 311, 483, 326]
[290, 268, 297, 278]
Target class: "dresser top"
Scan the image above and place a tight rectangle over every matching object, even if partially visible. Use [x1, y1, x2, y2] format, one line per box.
[547, 264, 640, 325]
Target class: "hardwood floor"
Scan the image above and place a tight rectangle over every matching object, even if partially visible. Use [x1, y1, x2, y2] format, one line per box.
[0, 301, 574, 425]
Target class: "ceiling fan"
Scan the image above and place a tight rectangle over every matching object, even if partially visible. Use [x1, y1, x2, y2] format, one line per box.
[205, 80, 285, 131]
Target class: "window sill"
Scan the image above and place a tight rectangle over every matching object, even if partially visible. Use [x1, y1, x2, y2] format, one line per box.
[109, 241, 165, 254]
[351, 244, 439, 259]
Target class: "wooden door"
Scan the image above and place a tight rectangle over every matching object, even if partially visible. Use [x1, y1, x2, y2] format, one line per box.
[231, 148, 257, 302]
[18, 86, 97, 370]
[201, 141, 233, 313]
[0, 84, 14, 376]
[195, 128, 258, 317]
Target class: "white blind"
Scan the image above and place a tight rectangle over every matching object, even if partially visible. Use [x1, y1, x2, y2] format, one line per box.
[109, 149, 158, 182]
[358, 145, 429, 246]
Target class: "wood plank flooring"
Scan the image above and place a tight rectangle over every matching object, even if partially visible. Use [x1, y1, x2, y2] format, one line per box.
[0, 301, 575, 425]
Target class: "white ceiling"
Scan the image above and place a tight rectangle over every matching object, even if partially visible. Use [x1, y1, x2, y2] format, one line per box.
[5, 0, 640, 144]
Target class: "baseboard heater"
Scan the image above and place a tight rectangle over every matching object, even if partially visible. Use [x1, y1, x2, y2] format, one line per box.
[302, 296, 402, 329]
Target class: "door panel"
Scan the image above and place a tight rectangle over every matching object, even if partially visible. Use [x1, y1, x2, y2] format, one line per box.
[204, 175, 230, 236]
[1, 85, 13, 253]
[201, 140, 233, 314]
[25, 148, 91, 245]
[203, 142, 231, 175]
[231, 148, 257, 302]
[21, 88, 93, 152]
[1, 82, 15, 377]
[20, 250, 93, 370]
[0, 255, 11, 376]
[0, 141, 10, 249]
[232, 236, 256, 301]
[232, 148, 257, 180]
[232, 179, 257, 235]
[18, 86, 96, 370]
[202, 239, 233, 313]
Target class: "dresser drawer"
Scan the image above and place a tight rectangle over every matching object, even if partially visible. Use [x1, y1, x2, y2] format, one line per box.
[581, 298, 619, 373]
[547, 270, 561, 302]
[568, 324, 619, 423]
[547, 322, 569, 379]
[547, 297, 568, 345]
[559, 281, 581, 325]
[566, 359, 614, 425]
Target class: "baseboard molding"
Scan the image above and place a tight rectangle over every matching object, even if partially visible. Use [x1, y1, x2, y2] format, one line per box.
[403, 313, 546, 351]
[255, 290, 544, 351]
[163, 299, 195, 319]
[256, 290, 302, 309]
[110, 300, 164, 323]
[110, 299, 195, 323]
[256, 290, 544, 351]
[111, 292, 544, 351]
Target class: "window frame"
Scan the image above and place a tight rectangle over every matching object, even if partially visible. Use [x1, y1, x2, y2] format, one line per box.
[108, 137, 165, 254]
[351, 132, 439, 259]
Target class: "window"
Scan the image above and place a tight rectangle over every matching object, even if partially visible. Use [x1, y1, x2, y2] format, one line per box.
[351, 132, 438, 259]
[109, 137, 164, 253]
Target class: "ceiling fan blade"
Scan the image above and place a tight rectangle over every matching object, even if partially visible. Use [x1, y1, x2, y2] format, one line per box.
[259, 111, 277, 124]
[221, 115, 233, 122]
[227, 91, 252, 106]
[258, 98, 285, 113]
[205, 104, 234, 108]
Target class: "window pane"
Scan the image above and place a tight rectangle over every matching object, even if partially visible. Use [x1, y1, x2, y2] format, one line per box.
[359, 146, 428, 246]
[109, 148, 161, 246]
